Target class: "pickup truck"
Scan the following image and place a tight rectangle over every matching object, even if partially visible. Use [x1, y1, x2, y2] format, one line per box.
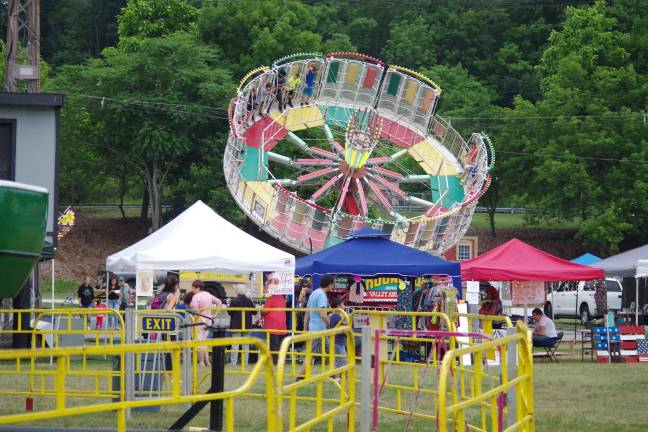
[545, 278, 623, 323]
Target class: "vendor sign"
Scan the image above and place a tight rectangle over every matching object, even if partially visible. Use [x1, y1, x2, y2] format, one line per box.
[263, 271, 294, 296]
[364, 277, 408, 303]
[511, 281, 544, 305]
[136, 269, 154, 297]
[180, 271, 248, 282]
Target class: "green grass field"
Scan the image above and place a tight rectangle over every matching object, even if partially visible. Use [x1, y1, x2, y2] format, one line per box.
[0, 356, 646, 431]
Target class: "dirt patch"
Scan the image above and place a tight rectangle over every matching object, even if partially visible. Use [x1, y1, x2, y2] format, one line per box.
[41, 213, 149, 281]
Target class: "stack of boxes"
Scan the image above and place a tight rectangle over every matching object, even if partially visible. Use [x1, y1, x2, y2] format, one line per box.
[595, 325, 646, 363]
[595, 326, 620, 363]
[619, 326, 645, 363]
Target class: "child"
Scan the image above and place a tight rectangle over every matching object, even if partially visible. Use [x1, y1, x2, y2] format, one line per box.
[328, 297, 347, 382]
[301, 64, 317, 106]
[285, 71, 301, 108]
[95, 298, 107, 330]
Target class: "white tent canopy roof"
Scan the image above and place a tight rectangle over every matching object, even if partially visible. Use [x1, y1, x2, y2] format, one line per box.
[106, 200, 295, 273]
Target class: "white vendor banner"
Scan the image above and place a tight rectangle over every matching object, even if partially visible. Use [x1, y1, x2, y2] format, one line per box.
[136, 269, 155, 297]
[511, 281, 545, 306]
[263, 271, 294, 296]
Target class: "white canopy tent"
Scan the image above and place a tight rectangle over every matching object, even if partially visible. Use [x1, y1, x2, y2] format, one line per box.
[106, 200, 295, 274]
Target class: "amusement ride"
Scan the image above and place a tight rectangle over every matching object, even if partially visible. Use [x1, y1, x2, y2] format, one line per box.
[225, 52, 494, 256]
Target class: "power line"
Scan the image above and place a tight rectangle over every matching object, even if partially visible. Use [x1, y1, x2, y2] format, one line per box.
[57, 91, 646, 122]
[497, 150, 648, 164]
[446, 113, 645, 120]
[54, 91, 231, 119]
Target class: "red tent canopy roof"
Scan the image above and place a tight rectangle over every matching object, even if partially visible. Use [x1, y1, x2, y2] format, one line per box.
[461, 238, 605, 281]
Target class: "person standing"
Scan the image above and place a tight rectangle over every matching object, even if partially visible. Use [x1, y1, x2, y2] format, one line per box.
[301, 64, 317, 106]
[594, 280, 608, 317]
[298, 275, 334, 378]
[190, 280, 223, 367]
[118, 277, 131, 310]
[77, 276, 95, 308]
[263, 294, 287, 364]
[228, 284, 256, 366]
[151, 275, 180, 310]
[285, 71, 301, 108]
[95, 299, 107, 330]
[268, 70, 286, 114]
[106, 277, 121, 329]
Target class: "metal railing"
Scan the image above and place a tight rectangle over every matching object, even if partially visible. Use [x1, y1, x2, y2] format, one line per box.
[276, 326, 356, 432]
[194, 307, 351, 393]
[0, 338, 278, 432]
[437, 323, 535, 432]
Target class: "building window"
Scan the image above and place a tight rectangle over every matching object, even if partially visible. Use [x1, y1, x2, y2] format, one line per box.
[0, 122, 14, 180]
[457, 243, 472, 261]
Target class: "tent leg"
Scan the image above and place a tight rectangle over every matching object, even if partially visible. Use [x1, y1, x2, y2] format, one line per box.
[635, 277, 639, 326]
[51, 259, 55, 310]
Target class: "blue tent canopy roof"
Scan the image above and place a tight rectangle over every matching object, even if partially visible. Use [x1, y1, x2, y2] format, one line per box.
[571, 253, 602, 266]
[347, 227, 391, 239]
[296, 228, 462, 293]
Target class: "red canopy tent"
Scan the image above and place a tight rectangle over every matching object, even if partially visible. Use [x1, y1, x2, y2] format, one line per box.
[461, 238, 604, 281]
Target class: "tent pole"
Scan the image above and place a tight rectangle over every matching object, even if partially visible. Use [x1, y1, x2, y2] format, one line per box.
[291, 291, 295, 338]
[551, 284, 555, 322]
[574, 287, 579, 343]
[635, 277, 639, 326]
[51, 258, 55, 310]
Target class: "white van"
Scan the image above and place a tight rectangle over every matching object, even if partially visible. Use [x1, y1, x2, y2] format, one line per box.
[545, 278, 623, 323]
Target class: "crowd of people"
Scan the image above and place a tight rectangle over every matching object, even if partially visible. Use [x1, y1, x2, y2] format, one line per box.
[244, 63, 319, 126]
[76, 272, 558, 373]
[75, 273, 348, 372]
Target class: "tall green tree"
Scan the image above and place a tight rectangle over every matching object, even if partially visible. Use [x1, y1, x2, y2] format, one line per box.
[40, 0, 126, 66]
[55, 32, 235, 230]
[506, 1, 648, 254]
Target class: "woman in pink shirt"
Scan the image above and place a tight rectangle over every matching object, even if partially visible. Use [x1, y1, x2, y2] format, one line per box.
[189, 280, 223, 367]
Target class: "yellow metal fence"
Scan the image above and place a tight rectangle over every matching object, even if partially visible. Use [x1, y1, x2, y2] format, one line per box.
[0, 308, 532, 432]
[0, 338, 277, 432]
[438, 322, 535, 432]
[276, 326, 356, 432]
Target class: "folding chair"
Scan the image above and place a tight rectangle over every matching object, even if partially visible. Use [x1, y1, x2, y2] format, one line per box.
[543, 331, 564, 362]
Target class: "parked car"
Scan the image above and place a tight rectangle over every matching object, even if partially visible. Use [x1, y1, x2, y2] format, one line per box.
[545, 278, 623, 323]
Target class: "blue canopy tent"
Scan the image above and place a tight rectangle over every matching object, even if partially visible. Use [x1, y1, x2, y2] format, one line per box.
[296, 228, 462, 296]
[571, 253, 602, 266]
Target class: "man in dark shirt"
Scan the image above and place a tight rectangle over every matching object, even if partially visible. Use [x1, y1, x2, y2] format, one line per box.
[77, 276, 95, 308]
[227, 284, 256, 366]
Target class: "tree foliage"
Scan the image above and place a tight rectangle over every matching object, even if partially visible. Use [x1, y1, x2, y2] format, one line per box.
[55, 32, 235, 229]
[43, 0, 648, 254]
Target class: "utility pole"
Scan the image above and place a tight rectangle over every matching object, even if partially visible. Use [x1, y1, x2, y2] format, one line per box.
[4, 0, 41, 93]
